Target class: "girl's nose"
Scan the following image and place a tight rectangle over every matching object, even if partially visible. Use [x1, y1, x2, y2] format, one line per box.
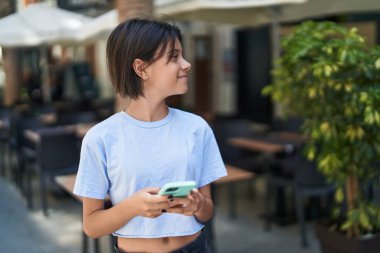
[182, 58, 191, 72]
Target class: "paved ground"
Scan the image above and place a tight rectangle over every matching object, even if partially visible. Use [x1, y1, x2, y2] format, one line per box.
[0, 174, 321, 253]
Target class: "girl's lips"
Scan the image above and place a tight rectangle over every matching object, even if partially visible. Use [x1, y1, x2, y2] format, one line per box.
[178, 75, 188, 79]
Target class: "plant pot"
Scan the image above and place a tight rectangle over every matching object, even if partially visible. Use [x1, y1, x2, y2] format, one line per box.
[315, 220, 380, 253]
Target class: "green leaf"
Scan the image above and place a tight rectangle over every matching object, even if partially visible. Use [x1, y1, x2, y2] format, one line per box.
[341, 220, 353, 231]
[359, 211, 371, 230]
[334, 188, 344, 203]
[375, 58, 380, 69]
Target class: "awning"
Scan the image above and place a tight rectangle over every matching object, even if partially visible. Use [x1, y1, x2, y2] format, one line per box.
[155, 0, 380, 26]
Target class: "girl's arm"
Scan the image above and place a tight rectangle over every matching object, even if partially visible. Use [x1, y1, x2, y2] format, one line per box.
[82, 187, 173, 238]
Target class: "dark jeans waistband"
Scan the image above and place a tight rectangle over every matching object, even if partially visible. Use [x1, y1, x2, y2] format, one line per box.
[114, 230, 209, 253]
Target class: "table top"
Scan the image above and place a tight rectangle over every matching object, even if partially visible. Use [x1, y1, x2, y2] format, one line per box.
[55, 174, 112, 204]
[228, 137, 285, 153]
[24, 123, 95, 143]
[55, 174, 82, 202]
[228, 131, 305, 154]
[55, 164, 254, 202]
[215, 165, 255, 184]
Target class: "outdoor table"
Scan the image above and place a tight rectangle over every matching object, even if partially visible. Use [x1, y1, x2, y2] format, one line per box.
[56, 164, 255, 220]
[55, 174, 111, 253]
[228, 131, 305, 155]
[23, 122, 95, 144]
[215, 165, 255, 218]
[38, 112, 57, 125]
[228, 131, 306, 224]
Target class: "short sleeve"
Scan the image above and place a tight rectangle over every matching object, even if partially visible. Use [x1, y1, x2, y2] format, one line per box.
[73, 131, 109, 199]
[199, 124, 227, 187]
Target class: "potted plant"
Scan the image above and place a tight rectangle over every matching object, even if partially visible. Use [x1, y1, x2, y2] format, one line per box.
[263, 21, 380, 253]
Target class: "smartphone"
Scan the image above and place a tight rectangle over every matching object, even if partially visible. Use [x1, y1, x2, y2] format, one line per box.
[158, 181, 197, 197]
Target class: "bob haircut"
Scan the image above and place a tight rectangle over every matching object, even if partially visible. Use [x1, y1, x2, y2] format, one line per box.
[106, 18, 182, 99]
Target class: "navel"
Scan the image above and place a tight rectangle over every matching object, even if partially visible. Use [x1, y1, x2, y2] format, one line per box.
[161, 237, 169, 244]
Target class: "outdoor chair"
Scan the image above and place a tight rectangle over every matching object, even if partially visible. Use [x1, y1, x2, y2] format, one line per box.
[90, 98, 114, 121]
[0, 106, 12, 177]
[57, 110, 97, 125]
[212, 116, 266, 174]
[264, 154, 335, 248]
[12, 112, 46, 192]
[25, 126, 80, 216]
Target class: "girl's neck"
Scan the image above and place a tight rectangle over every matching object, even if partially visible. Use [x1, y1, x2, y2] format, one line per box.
[125, 98, 168, 122]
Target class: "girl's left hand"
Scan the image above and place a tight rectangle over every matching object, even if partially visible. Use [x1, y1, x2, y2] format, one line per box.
[166, 189, 205, 216]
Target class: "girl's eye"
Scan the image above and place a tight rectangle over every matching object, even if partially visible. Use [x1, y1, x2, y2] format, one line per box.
[171, 55, 179, 61]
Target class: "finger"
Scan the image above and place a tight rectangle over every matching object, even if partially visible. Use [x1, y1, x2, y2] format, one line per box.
[191, 189, 203, 204]
[153, 202, 173, 210]
[191, 188, 200, 197]
[143, 187, 160, 194]
[149, 194, 172, 204]
[146, 210, 163, 218]
[170, 197, 191, 206]
[167, 205, 197, 216]
[166, 206, 185, 214]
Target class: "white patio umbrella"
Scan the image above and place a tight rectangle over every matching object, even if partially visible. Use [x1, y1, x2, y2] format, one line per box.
[0, 3, 92, 102]
[0, 3, 91, 47]
[74, 9, 118, 44]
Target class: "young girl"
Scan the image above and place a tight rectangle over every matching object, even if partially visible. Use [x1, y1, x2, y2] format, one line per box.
[73, 18, 227, 253]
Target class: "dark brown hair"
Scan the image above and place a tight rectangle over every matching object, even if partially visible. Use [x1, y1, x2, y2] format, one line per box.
[106, 17, 182, 99]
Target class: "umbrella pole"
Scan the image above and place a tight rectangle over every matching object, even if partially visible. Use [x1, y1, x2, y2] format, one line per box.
[40, 46, 51, 103]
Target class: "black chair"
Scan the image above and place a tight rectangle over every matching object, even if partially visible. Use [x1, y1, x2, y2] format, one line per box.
[271, 117, 303, 133]
[57, 110, 97, 125]
[0, 106, 12, 177]
[90, 98, 115, 121]
[265, 154, 335, 248]
[25, 126, 80, 216]
[212, 117, 266, 174]
[12, 112, 46, 192]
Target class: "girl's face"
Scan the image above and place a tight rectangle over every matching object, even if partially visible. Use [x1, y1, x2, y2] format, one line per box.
[143, 39, 191, 99]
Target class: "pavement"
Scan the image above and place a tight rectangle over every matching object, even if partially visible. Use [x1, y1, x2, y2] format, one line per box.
[0, 174, 321, 253]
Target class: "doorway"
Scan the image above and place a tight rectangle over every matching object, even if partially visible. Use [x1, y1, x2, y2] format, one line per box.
[194, 36, 213, 114]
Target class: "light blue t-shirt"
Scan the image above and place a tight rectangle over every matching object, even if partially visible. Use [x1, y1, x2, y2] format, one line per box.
[73, 108, 227, 238]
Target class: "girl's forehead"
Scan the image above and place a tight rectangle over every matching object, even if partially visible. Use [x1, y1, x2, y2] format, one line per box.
[165, 38, 182, 51]
[152, 38, 182, 60]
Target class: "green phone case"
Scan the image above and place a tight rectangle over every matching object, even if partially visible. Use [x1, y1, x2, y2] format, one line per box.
[158, 181, 197, 197]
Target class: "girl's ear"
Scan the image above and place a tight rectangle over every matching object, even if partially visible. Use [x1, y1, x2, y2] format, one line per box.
[132, 59, 148, 80]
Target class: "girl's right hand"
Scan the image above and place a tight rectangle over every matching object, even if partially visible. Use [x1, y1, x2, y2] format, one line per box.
[129, 187, 173, 218]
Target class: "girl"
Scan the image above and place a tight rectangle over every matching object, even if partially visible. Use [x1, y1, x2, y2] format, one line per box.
[74, 18, 227, 253]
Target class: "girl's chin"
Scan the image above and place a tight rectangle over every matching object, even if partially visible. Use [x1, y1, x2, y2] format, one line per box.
[175, 84, 188, 95]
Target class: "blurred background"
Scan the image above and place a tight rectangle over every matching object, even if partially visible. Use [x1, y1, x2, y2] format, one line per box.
[0, 0, 379, 253]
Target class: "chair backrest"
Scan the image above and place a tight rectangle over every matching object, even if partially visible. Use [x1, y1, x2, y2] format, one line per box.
[37, 126, 80, 174]
[272, 117, 303, 132]
[293, 156, 328, 187]
[57, 111, 97, 125]
[212, 117, 254, 163]
[15, 113, 45, 150]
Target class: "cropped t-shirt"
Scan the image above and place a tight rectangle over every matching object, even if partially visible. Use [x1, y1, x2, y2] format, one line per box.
[73, 108, 227, 238]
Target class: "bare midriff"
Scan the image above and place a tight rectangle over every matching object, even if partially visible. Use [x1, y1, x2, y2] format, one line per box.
[117, 230, 201, 253]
